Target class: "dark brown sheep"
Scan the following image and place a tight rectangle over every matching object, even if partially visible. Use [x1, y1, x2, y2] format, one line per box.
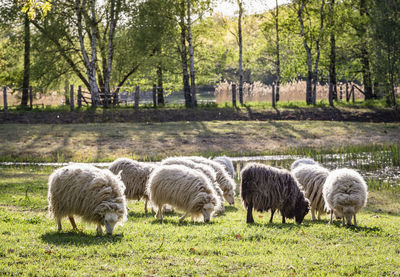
[240, 163, 310, 224]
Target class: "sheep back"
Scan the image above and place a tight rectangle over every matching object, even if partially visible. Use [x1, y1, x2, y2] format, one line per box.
[48, 164, 127, 225]
[323, 168, 368, 217]
[213, 156, 235, 178]
[292, 164, 329, 216]
[147, 165, 219, 217]
[240, 163, 309, 222]
[290, 158, 317, 171]
[108, 158, 157, 200]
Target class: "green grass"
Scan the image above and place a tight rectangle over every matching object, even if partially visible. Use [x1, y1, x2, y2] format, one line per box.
[0, 166, 399, 276]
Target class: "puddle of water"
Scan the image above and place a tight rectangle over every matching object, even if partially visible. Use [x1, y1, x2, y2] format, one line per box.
[1, 152, 399, 187]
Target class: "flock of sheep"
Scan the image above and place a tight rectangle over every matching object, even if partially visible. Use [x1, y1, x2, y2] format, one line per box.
[47, 156, 368, 235]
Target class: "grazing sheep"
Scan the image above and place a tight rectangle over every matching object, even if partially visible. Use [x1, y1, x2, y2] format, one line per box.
[48, 164, 127, 235]
[290, 158, 317, 171]
[323, 168, 368, 226]
[161, 157, 226, 213]
[108, 158, 157, 213]
[240, 163, 310, 224]
[186, 156, 236, 205]
[292, 164, 330, 220]
[147, 165, 220, 222]
[213, 156, 235, 179]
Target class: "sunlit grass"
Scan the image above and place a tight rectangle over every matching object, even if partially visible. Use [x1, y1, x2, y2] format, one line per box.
[0, 166, 399, 275]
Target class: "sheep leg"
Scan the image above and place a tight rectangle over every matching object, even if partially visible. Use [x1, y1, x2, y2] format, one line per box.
[96, 224, 103, 235]
[269, 209, 275, 223]
[281, 214, 286, 224]
[329, 211, 333, 225]
[311, 209, 316, 221]
[68, 216, 77, 230]
[144, 199, 148, 213]
[179, 213, 188, 223]
[56, 218, 62, 232]
[353, 214, 357, 227]
[246, 202, 254, 224]
[156, 206, 163, 220]
[317, 211, 321, 221]
[342, 217, 345, 227]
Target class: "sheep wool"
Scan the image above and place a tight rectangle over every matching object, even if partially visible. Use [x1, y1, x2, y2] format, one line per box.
[161, 157, 225, 213]
[186, 156, 236, 205]
[48, 164, 127, 235]
[292, 164, 330, 220]
[147, 164, 220, 222]
[290, 158, 317, 171]
[240, 163, 310, 224]
[323, 168, 368, 226]
[213, 156, 235, 179]
[108, 157, 157, 212]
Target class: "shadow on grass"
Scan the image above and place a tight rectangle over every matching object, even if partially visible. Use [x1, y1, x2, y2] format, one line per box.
[128, 211, 155, 219]
[150, 217, 217, 226]
[225, 206, 238, 213]
[41, 231, 124, 246]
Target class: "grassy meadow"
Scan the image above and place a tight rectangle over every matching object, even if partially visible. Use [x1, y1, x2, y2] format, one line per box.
[1, 120, 399, 162]
[0, 166, 399, 276]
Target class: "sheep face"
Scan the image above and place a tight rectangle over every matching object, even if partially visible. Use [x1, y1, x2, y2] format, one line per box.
[343, 206, 355, 225]
[202, 203, 215, 223]
[224, 191, 235, 205]
[104, 212, 119, 235]
[295, 197, 310, 225]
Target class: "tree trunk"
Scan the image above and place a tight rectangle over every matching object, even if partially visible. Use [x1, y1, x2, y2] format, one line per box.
[238, 1, 244, 105]
[359, 0, 373, 100]
[104, 0, 121, 107]
[187, 0, 197, 107]
[76, 0, 100, 106]
[328, 0, 336, 106]
[275, 0, 280, 102]
[157, 64, 165, 105]
[312, 0, 325, 106]
[179, 0, 191, 107]
[298, 3, 313, 105]
[21, 13, 30, 107]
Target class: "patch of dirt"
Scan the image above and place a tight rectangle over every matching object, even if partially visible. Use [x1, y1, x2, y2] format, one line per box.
[0, 106, 399, 124]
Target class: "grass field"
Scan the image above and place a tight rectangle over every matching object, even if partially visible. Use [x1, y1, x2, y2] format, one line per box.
[0, 166, 399, 276]
[1, 120, 399, 162]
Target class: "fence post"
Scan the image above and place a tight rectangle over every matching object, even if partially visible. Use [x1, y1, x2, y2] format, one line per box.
[346, 82, 349, 102]
[272, 83, 276, 108]
[232, 83, 236, 107]
[29, 86, 33, 109]
[70, 85, 74, 111]
[135, 85, 139, 109]
[3, 86, 7, 113]
[351, 85, 355, 103]
[77, 86, 82, 108]
[152, 84, 157, 108]
[339, 85, 343, 100]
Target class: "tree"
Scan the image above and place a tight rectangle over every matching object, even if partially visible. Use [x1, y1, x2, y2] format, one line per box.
[237, 0, 244, 105]
[328, 0, 336, 106]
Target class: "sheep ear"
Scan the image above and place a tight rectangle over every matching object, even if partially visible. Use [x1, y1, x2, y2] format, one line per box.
[116, 170, 123, 180]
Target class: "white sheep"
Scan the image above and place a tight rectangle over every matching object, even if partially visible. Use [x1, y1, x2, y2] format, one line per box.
[161, 157, 226, 213]
[108, 158, 157, 213]
[323, 168, 368, 226]
[292, 164, 330, 220]
[47, 164, 127, 235]
[290, 158, 317, 171]
[147, 164, 220, 222]
[213, 156, 235, 179]
[186, 156, 236, 205]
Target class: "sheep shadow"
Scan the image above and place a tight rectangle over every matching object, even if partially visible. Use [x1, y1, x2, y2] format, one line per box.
[128, 211, 156, 219]
[329, 221, 383, 234]
[224, 206, 238, 213]
[41, 231, 124, 246]
[246, 221, 302, 229]
[150, 218, 217, 226]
